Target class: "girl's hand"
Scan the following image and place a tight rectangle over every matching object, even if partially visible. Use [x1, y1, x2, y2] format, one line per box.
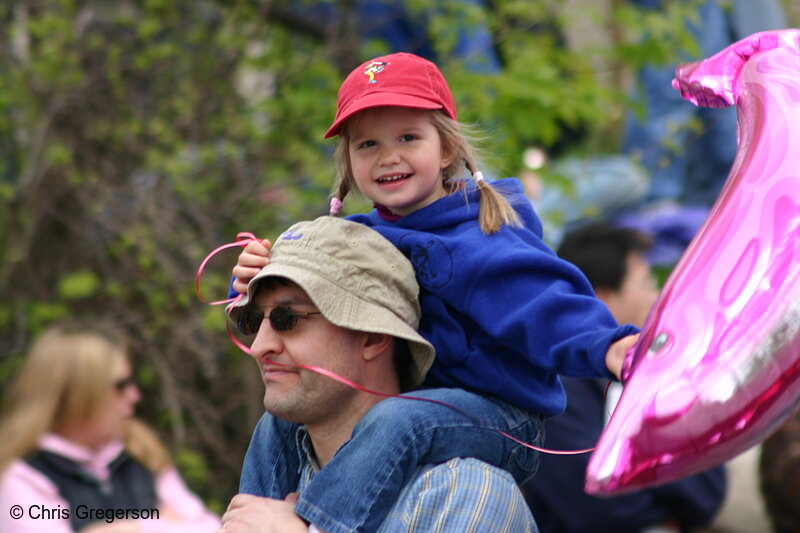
[232, 239, 272, 295]
[605, 334, 640, 381]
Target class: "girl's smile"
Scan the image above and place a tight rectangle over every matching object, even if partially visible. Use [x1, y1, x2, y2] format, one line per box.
[347, 107, 453, 216]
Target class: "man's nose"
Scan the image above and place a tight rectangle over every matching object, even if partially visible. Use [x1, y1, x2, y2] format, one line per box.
[249, 318, 283, 359]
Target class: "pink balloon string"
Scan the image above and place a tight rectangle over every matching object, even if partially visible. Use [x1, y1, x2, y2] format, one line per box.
[195, 232, 259, 305]
[196, 234, 601, 456]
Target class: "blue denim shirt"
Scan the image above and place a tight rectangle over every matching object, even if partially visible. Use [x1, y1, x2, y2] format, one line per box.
[294, 428, 538, 532]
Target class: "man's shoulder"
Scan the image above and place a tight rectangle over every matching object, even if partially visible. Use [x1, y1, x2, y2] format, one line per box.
[413, 456, 518, 486]
[380, 458, 537, 532]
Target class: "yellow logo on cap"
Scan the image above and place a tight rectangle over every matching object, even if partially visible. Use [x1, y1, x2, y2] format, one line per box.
[363, 60, 389, 83]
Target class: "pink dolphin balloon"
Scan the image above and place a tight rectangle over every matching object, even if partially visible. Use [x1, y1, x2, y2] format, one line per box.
[586, 29, 800, 495]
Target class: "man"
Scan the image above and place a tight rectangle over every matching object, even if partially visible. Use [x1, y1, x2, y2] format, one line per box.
[524, 223, 727, 533]
[217, 216, 536, 533]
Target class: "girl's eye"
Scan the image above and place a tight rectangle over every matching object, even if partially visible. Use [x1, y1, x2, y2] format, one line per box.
[400, 134, 416, 142]
[356, 140, 375, 149]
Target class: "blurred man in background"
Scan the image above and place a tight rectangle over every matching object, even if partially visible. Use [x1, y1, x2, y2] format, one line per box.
[523, 223, 727, 533]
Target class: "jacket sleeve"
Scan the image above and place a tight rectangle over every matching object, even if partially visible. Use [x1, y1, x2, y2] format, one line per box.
[458, 231, 637, 379]
[0, 460, 74, 533]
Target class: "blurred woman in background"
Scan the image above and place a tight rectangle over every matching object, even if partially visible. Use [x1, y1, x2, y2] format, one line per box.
[0, 321, 220, 533]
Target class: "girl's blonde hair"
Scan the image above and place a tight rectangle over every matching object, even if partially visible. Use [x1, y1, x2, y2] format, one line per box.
[331, 110, 521, 234]
[0, 322, 170, 474]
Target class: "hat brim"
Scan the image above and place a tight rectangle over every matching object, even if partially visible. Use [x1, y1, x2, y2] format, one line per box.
[228, 263, 435, 388]
[324, 92, 445, 138]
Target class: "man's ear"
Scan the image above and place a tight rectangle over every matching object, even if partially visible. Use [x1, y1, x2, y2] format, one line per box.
[362, 332, 393, 361]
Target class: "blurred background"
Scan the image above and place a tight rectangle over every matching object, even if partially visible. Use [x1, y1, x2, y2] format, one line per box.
[0, 0, 797, 523]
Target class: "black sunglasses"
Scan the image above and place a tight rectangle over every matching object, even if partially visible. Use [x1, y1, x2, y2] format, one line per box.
[236, 306, 322, 335]
[113, 375, 137, 392]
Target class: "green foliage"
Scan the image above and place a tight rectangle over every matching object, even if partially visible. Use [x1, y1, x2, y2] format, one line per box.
[58, 270, 101, 299]
[174, 446, 211, 491]
[613, 0, 703, 70]
[174, 445, 226, 514]
[0, 0, 704, 507]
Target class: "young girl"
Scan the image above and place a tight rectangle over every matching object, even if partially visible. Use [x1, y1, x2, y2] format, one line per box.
[232, 52, 638, 533]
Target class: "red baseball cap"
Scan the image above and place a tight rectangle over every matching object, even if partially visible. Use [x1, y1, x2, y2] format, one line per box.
[324, 52, 457, 138]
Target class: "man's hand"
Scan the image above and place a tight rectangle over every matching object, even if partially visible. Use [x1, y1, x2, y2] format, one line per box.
[216, 493, 308, 533]
[605, 334, 640, 381]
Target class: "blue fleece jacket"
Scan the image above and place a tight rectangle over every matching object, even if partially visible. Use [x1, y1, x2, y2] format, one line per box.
[348, 178, 637, 416]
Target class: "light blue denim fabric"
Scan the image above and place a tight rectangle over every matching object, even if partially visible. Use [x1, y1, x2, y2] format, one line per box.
[239, 388, 544, 533]
[239, 414, 300, 498]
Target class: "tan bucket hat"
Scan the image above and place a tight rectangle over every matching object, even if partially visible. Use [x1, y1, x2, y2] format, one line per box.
[228, 216, 435, 387]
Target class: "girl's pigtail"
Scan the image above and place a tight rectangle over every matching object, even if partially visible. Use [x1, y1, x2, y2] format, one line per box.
[330, 136, 354, 217]
[329, 178, 349, 216]
[329, 197, 344, 216]
[466, 160, 521, 235]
